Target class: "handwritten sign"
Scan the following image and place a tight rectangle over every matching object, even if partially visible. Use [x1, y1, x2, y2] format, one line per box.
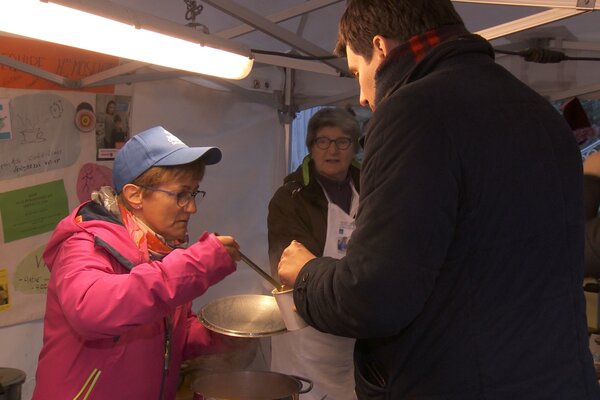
[76, 163, 113, 203]
[14, 245, 50, 294]
[0, 92, 80, 179]
[0, 36, 118, 93]
[0, 180, 69, 243]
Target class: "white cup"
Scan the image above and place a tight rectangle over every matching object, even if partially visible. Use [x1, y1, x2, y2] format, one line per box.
[272, 287, 308, 331]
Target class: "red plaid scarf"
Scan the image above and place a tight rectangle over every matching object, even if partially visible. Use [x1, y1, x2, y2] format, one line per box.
[380, 24, 469, 69]
[374, 24, 472, 105]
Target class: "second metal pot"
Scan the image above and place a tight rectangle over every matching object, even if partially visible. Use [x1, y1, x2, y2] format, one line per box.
[0, 368, 26, 400]
[192, 370, 312, 400]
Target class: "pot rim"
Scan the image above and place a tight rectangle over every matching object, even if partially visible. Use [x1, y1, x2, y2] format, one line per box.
[192, 370, 313, 399]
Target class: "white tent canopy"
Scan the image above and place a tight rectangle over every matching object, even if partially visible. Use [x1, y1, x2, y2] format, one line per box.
[2, 0, 600, 107]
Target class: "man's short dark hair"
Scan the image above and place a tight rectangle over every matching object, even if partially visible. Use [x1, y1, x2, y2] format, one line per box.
[334, 0, 465, 60]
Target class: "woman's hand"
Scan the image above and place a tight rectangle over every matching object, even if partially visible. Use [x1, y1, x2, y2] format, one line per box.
[215, 235, 241, 262]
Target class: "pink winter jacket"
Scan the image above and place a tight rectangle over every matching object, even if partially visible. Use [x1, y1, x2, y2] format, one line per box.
[32, 202, 236, 400]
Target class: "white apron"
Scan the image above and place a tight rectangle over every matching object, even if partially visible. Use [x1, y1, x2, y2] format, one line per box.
[271, 183, 359, 400]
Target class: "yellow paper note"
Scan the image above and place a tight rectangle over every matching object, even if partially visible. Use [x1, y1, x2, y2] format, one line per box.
[0, 269, 10, 311]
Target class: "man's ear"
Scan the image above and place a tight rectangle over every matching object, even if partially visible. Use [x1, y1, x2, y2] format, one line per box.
[372, 35, 400, 58]
[121, 184, 143, 210]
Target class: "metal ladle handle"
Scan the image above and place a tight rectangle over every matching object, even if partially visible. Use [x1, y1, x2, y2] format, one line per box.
[238, 251, 284, 291]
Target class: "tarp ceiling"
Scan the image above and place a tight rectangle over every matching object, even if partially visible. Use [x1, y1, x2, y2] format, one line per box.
[2, 1, 600, 109]
[96, 0, 600, 105]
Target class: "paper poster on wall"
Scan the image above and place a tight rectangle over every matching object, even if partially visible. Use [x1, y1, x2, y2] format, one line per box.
[0, 92, 81, 179]
[14, 245, 50, 295]
[0, 36, 118, 93]
[95, 94, 132, 160]
[0, 99, 12, 140]
[0, 180, 69, 243]
[77, 163, 113, 203]
[74, 102, 96, 133]
[0, 269, 9, 311]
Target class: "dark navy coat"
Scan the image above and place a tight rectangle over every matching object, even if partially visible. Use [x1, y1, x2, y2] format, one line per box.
[293, 32, 599, 399]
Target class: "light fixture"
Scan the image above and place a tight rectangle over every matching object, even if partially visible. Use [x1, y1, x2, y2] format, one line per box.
[0, 0, 254, 80]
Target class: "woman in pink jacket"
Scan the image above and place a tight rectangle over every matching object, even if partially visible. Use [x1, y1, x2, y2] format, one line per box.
[33, 126, 240, 400]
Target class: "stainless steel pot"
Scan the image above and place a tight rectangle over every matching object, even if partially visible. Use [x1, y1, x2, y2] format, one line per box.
[0, 368, 25, 400]
[192, 370, 312, 400]
[199, 295, 287, 338]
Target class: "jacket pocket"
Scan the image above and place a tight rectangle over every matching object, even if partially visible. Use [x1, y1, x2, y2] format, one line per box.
[355, 349, 388, 399]
[72, 368, 101, 400]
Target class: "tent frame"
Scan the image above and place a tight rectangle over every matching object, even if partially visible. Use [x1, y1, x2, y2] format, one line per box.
[0, 0, 598, 102]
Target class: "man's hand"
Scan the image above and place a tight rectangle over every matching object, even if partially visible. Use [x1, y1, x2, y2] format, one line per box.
[584, 151, 600, 177]
[278, 240, 316, 286]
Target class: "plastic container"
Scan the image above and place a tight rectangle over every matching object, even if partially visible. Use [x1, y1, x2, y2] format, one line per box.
[272, 287, 308, 331]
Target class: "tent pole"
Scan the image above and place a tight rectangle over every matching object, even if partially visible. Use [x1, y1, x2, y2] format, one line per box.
[284, 67, 294, 174]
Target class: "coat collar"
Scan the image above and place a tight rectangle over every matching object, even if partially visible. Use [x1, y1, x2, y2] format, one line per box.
[374, 25, 493, 106]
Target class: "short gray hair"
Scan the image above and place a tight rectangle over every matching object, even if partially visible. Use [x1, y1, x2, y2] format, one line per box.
[306, 107, 361, 151]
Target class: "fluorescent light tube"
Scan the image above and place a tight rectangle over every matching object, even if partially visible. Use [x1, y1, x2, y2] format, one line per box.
[1, 0, 254, 80]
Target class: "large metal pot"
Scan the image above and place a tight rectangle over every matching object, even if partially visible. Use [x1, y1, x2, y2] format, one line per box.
[192, 370, 312, 400]
[0, 368, 25, 400]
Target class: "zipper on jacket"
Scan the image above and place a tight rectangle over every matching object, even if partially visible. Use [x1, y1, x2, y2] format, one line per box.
[72, 368, 101, 400]
[164, 317, 172, 371]
[157, 316, 173, 400]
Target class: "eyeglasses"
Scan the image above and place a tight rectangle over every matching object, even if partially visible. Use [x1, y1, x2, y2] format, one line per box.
[137, 185, 206, 207]
[313, 137, 353, 150]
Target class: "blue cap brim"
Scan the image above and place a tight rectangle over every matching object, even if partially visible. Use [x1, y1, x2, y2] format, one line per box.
[154, 146, 222, 167]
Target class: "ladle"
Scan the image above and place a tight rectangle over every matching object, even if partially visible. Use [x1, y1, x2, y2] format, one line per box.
[239, 251, 284, 292]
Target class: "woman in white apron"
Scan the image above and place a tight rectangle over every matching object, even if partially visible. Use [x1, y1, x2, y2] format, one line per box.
[267, 107, 362, 400]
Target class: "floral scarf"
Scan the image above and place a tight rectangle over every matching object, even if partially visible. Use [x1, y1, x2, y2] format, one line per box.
[91, 186, 187, 262]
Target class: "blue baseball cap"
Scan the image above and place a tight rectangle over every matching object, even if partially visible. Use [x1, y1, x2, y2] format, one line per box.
[113, 126, 222, 193]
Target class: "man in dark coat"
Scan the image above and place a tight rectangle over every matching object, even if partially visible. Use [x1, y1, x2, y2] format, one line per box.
[277, 1, 600, 399]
